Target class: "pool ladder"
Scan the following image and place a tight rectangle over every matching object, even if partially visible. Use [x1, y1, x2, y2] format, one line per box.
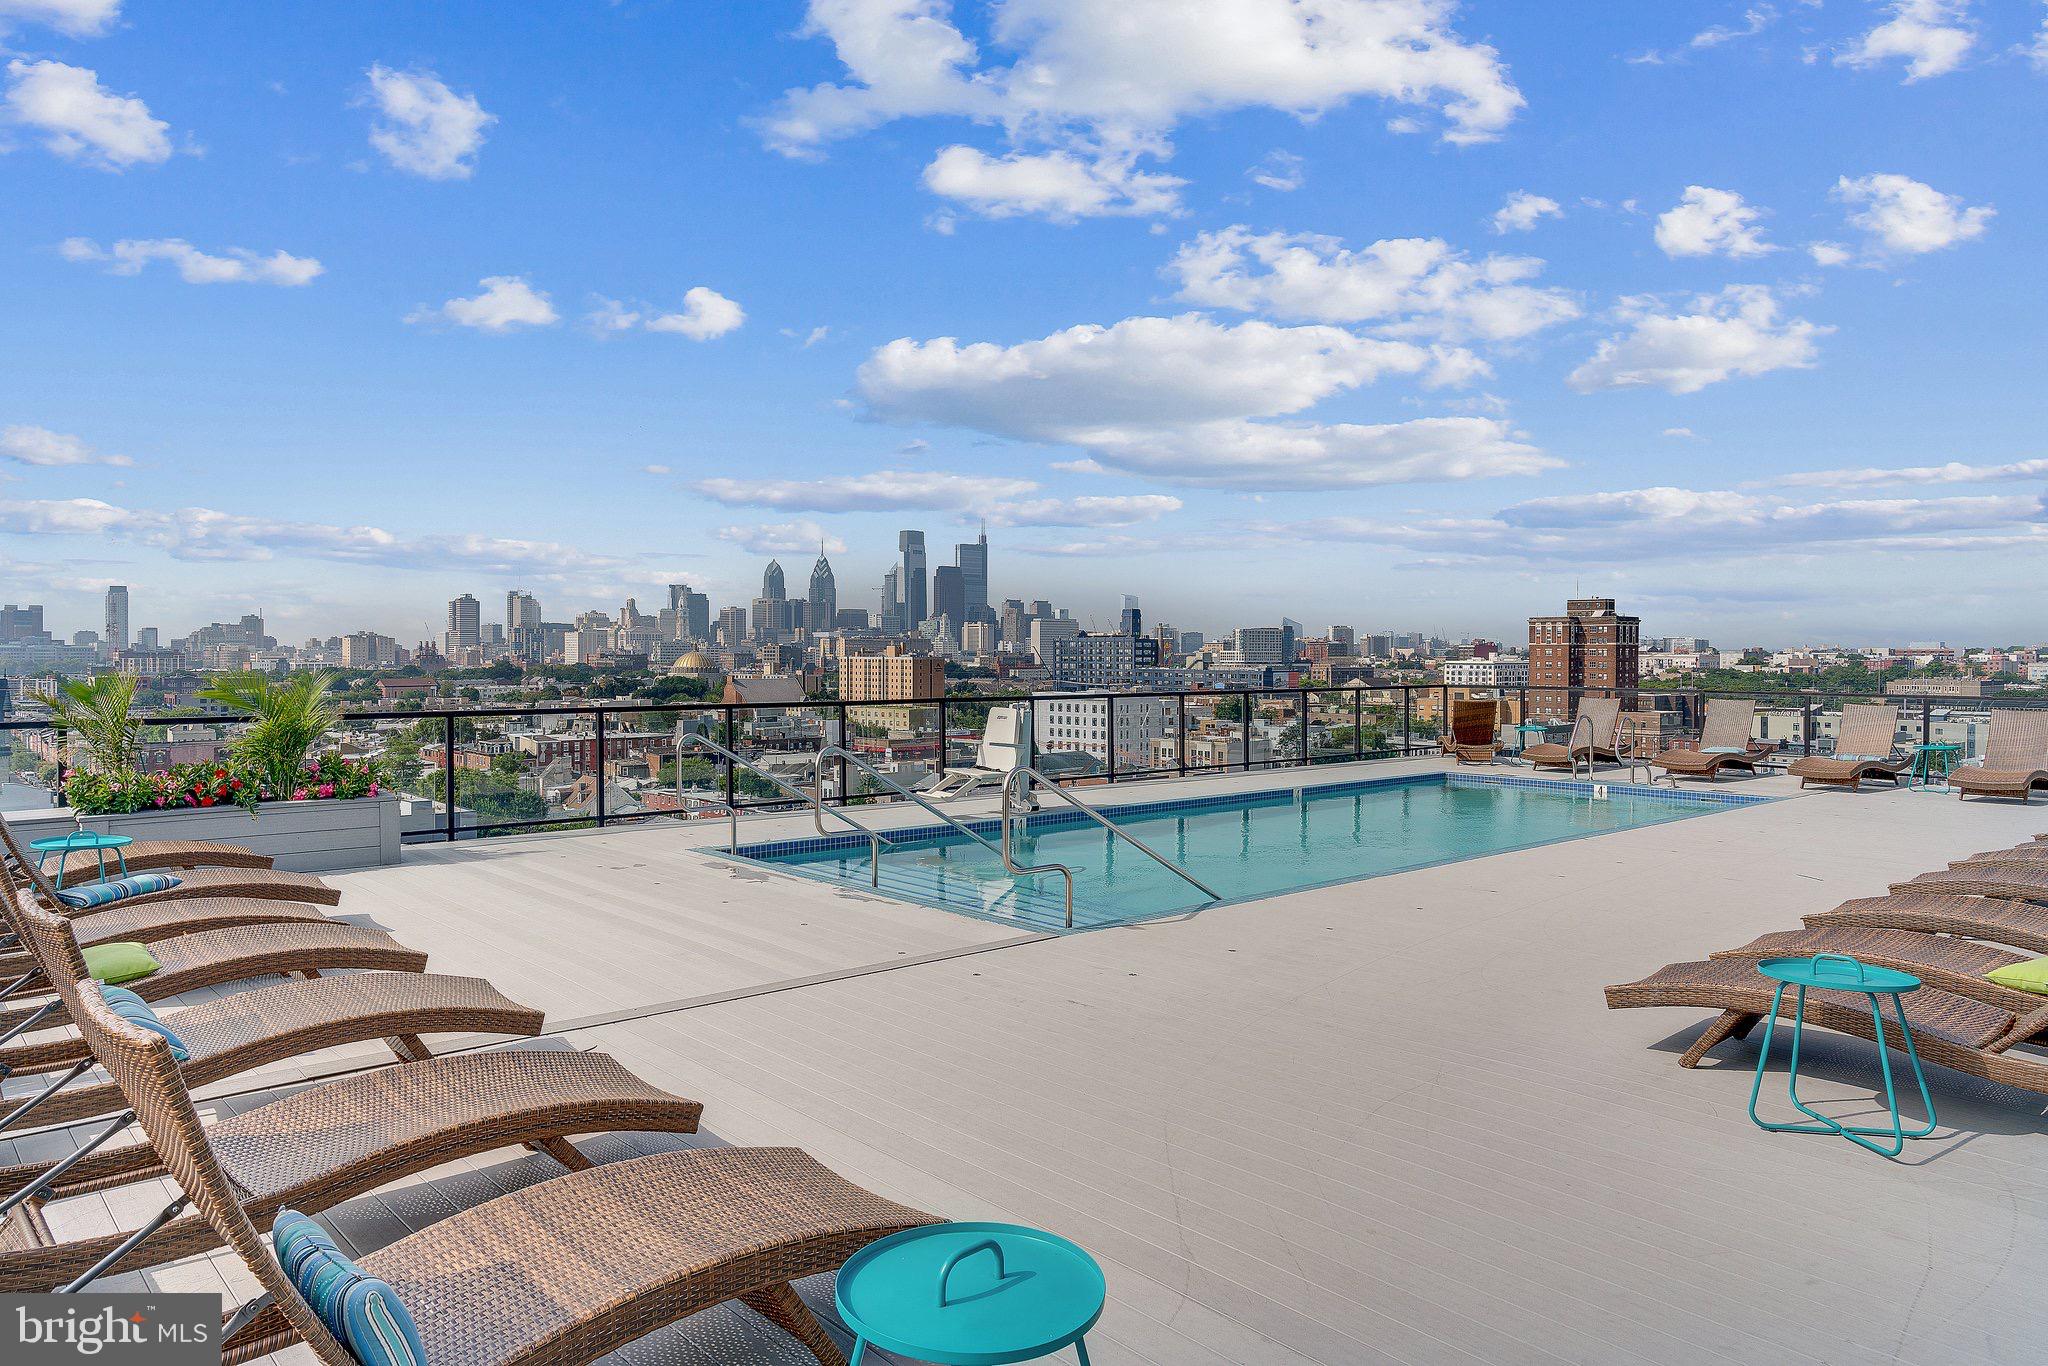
[998, 769, 1221, 928]
[676, 732, 891, 886]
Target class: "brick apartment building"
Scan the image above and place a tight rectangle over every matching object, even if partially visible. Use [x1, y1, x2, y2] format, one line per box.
[1528, 597, 1640, 721]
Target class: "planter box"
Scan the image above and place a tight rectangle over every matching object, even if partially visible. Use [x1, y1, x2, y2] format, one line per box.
[9, 794, 402, 874]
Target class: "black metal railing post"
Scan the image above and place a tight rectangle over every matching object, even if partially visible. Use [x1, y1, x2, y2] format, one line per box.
[1402, 687, 1413, 756]
[1800, 693, 1813, 757]
[936, 697, 948, 779]
[1176, 694, 1188, 776]
[1921, 697, 1931, 746]
[593, 706, 607, 826]
[835, 700, 849, 803]
[1105, 695, 1117, 783]
[722, 706, 736, 811]
[441, 714, 456, 842]
[54, 726, 67, 809]
[1298, 687, 1310, 766]
[1352, 688, 1362, 759]
[1240, 690, 1254, 770]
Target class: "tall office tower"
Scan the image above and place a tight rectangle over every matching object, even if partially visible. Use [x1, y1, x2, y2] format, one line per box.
[898, 530, 927, 629]
[0, 605, 48, 643]
[445, 594, 481, 653]
[1119, 595, 1142, 637]
[1329, 625, 1355, 657]
[881, 565, 903, 634]
[999, 599, 1027, 645]
[716, 605, 747, 648]
[136, 626, 160, 651]
[239, 613, 269, 646]
[1528, 597, 1641, 721]
[667, 583, 689, 612]
[763, 559, 786, 602]
[931, 565, 966, 631]
[1178, 630, 1204, 654]
[103, 585, 129, 651]
[507, 590, 541, 632]
[1279, 618, 1301, 664]
[682, 589, 711, 643]
[808, 548, 837, 631]
[1028, 600, 1053, 622]
[953, 522, 989, 624]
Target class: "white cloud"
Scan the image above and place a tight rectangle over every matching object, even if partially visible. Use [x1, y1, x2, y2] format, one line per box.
[1, 424, 133, 467]
[0, 0, 120, 37]
[3, 59, 170, 168]
[2032, 8, 2048, 72]
[1836, 0, 1975, 81]
[983, 494, 1183, 527]
[1166, 226, 1579, 344]
[363, 65, 494, 179]
[1247, 149, 1304, 192]
[1692, 5, 1779, 48]
[695, 469, 1037, 512]
[406, 276, 559, 332]
[760, 0, 1523, 208]
[1832, 172, 1991, 254]
[1654, 186, 1774, 258]
[713, 520, 849, 555]
[858, 312, 1558, 490]
[1490, 191, 1562, 234]
[1761, 458, 2048, 488]
[589, 288, 746, 340]
[1806, 240, 1852, 266]
[1051, 457, 1106, 474]
[1661, 427, 1703, 440]
[59, 236, 323, 286]
[642, 463, 672, 476]
[1567, 286, 1828, 395]
[922, 144, 1185, 221]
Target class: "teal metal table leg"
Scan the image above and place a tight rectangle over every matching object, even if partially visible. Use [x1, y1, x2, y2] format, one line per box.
[1075, 1336, 1092, 1364]
[849, 1338, 867, 1365]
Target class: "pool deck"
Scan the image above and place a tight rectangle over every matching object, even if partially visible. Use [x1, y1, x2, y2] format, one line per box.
[14, 756, 2048, 1364]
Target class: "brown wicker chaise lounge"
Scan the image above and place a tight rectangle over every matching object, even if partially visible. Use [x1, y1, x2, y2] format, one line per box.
[1785, 703, 1907, 791]
[1950, 711, 2048, 802]
[0, 896, 332, 982]
[0, 947, 704, 1289]
[1707, 926, 2048, 1024]
[1, 897, 543, 1132]
[1649, 698, 1765, 782]
[1439, 696, 1501, 764]
[1521, 697, 1622, 773]
[40, 834, 277, 882]
[64, 979, 937, 1366]
[0, 816, 337, 908]
[1604, 957, 2048, 1087]
[1804, 893, 2048, 953]
[1889, 865, 2048, 904]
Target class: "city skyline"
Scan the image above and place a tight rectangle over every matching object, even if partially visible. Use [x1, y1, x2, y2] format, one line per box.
[4, 5, 2046, 643]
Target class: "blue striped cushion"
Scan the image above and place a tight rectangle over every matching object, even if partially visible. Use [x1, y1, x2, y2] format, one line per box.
[97, 985, 190, 1061]
[273, 1211, 425, 1366]
[54, 873, 181, 910]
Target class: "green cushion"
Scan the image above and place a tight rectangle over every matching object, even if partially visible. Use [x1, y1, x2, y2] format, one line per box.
[80, 941, 162, 985]
[1986, 957, 2048, 996]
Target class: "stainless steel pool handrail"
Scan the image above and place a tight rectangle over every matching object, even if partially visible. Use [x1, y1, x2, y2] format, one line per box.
[811, 745, 1006, 863]
[1000, 769, 1222, 928]
[677, 732, 888, 884]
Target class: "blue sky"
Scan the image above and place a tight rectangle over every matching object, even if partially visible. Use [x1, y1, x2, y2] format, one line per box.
[3, 0, 2045, 647]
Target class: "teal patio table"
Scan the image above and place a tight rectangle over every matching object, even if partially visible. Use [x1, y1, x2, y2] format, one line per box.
[1908, 742, 1963, 790]
[1509, 723, 1552, 760]
[836, 1222, 1105, 1364]
[30, 830, 131, 888]
[1748, 953, 1937, 1158]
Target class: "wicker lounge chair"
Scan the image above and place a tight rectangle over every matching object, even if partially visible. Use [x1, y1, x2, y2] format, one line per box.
[1890, 865, 2048, 904]
[1946, 841, 2048, 868]
[1521, 697, 1622, 773]
[1649, 698, 1765, 781]
[1803, 893, 2048, 954]
[1950, 711, 2048, 802]
[0, 816, 336, 909]
[39, 834, 277, 883]
[1439, 696, 1501, 764]
[1605, 957, 2048, 1087]
[1785, 703, 1907, 791]
[1, 897, 542, 1132]
[0, 896, 332, 981]
[61, 979, 937, 1366]
[1707, 926, 2048, 1020]
[0, 1039, 706, 1290]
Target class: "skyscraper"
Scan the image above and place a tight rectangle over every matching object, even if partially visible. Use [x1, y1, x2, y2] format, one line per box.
[763, 559, 786, 602]
[103, 585, 129, 651]
[898, 530, 927, 629]
[953, 522, 988, 625]
[931, 565, 966, 631]
[881, 565, 903, 634]
[1119, 595, 1142, 637]
[808, 547, 837, 631]
[1529, 597, 1640, 721]
[445, 594, 481, 653]
[507, 590, 541, 633]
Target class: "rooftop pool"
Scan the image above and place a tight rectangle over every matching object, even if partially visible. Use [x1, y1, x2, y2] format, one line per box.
[730, 772, 1769, 931]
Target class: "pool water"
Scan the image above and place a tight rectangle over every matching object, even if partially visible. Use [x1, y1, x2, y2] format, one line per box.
[734, 774, 1766, 932]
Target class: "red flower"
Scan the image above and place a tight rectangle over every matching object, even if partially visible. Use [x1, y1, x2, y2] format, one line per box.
[229, 779, 242, 790]
[213, 768, 226, 779]
[198, 796, 215, 806]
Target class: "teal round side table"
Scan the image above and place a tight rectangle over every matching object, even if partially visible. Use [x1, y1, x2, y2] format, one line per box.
[1908, 742, 1962, 790]
[30, 831, 131, 888]
[836, 1222, 1105, 1364]
[1748, 954, 1937, 1158]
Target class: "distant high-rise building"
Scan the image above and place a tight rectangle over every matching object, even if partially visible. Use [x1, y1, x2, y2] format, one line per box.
[1280, 618, 1302, 664]
[1529, 597, 1640, 721]
[841, 644, 945, 701]
[1030, 616, 1081, 665]
[1178, 630, 1205, 654]
[507, 590, 541, 632]
[763, 559, 786, 602]
[1119, 595, 1142, 637]
[881, 566, 904, 634]
[808, 548, 837, 630]
[445, 594, 481, 654]
[663, 585, 710, 643]
[103, 585, 129, 651]
[1028, 600, 1053, 621]
[954, 523, 989, 624]
[1329, 626, 1355, 657]
[898, 530, 927, 629]
[715, 605, 747, 648]
[931, 565, 966, 632]
[999, 599, 1028, 645]
[136, 626, 160, 651]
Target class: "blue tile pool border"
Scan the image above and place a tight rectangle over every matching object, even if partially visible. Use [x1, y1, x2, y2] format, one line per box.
[726, 770, 1769, 862]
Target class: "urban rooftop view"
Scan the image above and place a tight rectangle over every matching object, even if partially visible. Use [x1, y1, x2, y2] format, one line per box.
[4, 3, 2048, 1366]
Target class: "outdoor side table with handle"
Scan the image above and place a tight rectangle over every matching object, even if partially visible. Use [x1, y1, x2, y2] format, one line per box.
[1907, 742, 1963, 790]
[1748, 953, 1937, 1158]
[836, 1221, 1105, 1364]
[30, 830, 131, 888]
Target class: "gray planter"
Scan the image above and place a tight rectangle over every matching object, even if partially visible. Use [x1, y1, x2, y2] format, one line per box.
[11, 794, 402, 874]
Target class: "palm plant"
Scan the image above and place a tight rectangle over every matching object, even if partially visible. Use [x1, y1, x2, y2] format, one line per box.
[31, 673, 145, 774]
[200, 669, 342, 798]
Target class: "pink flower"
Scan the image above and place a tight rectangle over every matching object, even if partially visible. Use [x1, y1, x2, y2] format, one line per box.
[291, 788, 308, 801]
[317, 783, 335, 798]
[367, 784, 380, 797]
